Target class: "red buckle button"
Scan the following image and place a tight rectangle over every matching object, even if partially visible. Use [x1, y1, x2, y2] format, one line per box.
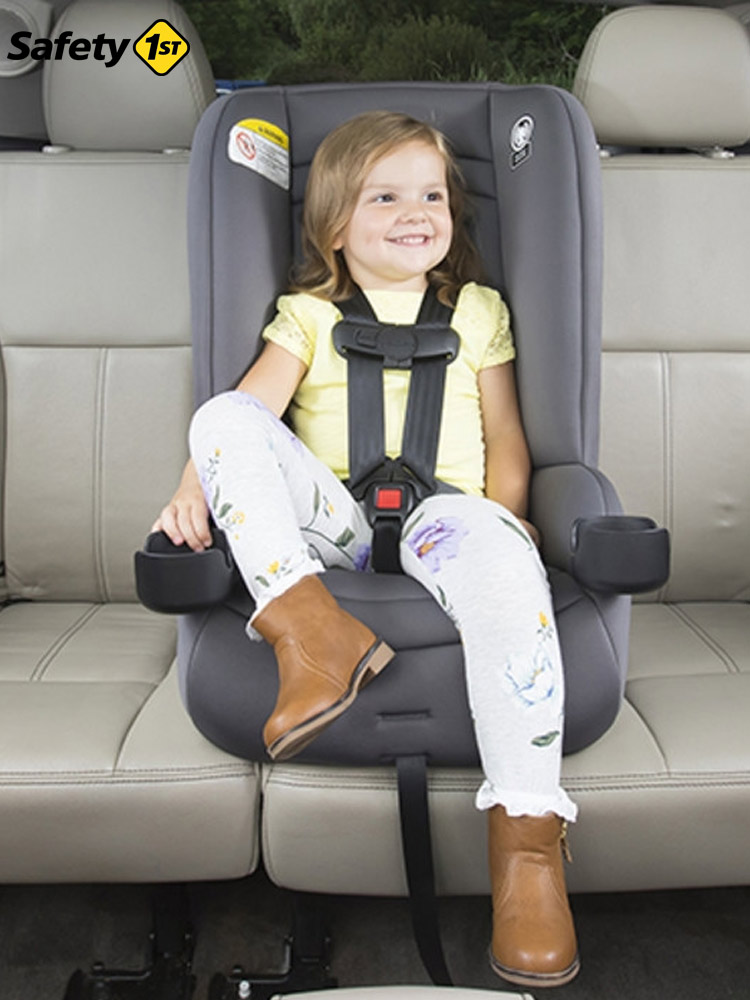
[374, 487, 404, 510]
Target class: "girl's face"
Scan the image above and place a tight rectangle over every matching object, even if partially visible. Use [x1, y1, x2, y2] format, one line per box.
[332, 140, 453, 292]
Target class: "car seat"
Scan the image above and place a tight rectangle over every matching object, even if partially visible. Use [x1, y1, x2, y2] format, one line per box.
[174, 81, 658, 763]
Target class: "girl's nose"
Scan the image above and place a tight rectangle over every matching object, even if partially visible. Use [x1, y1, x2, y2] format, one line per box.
[399, 199, 427, 222]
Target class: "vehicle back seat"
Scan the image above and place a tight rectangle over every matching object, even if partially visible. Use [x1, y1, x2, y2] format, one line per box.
[0, 0, 259, 883]
[564, 3, 750, 890]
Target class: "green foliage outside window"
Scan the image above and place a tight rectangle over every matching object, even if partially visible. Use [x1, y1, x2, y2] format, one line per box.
[182, 0, 609, 88]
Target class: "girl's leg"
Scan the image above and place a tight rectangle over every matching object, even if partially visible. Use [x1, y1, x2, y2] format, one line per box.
[399, 492, 579, 987]
[189, 391, 372, 633]
[189, 392, 392, 761]
[399, 492, 576, 822]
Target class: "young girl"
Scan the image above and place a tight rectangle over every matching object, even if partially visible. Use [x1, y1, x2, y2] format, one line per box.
[155, 110, 579, 988]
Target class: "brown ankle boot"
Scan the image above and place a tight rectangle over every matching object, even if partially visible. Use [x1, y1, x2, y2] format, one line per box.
[254, 574, 394, 761]
[488, 806, 580, 988]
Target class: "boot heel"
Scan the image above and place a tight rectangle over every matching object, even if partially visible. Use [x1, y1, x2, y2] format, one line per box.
[257, 577, 395, 761]
[363, 639, 394, 677]
[349, 639, 394, 693]
[265, 640, 395, 762]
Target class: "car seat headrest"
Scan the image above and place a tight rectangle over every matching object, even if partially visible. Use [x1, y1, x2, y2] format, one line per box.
[42, 0, 215, 151]
[573, 5, 750, 149]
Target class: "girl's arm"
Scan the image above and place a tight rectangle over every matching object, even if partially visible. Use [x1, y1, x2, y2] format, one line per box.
[234, 341, 307, 412]
[154, 342, 306, 551]
[479, 362, 540, 547]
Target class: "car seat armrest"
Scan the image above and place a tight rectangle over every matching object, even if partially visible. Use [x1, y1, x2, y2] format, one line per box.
[134, 529, 237, 614]
[529, 464, 670, 593]
[530, 463, 622, 570]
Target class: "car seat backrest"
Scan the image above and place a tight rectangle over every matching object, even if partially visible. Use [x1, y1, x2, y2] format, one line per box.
[0, 0, 214, 602]
[183, 80, 633, 763]
[189, 81, 603, 474]
[574, 5, 750, 603]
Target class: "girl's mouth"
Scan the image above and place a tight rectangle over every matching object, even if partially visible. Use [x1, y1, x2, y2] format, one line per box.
[389, 234, 431, 246]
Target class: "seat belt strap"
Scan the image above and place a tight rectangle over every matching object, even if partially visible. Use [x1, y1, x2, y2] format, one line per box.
[396, 754, 453, 987]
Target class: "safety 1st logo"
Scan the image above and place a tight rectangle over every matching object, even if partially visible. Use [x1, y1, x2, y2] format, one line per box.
[132, 20, 190, 76]
[6, 18, 190, 76]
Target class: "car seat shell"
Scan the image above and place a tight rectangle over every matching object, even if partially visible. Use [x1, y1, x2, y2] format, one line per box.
[179, 81, 631, 769]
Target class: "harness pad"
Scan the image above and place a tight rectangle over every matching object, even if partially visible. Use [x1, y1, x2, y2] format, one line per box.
[333, 320, 458, 369]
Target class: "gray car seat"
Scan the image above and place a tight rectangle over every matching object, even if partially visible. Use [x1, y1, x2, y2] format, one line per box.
[175, 82, 666, 771]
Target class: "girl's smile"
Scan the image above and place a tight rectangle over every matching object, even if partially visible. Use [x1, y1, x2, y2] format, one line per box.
[333, 140, 454, 292]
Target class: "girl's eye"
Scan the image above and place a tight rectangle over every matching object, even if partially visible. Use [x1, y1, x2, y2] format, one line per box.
[425, 191, 445, 202]
[374, 193, 395, 204]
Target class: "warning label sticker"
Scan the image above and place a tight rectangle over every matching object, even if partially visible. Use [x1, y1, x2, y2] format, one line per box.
[228, 118, 290, 189]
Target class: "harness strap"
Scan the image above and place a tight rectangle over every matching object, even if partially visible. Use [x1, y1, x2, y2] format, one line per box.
[401, 355, 450, 493]
[333, 285, 459, 498]
[342, 348, 386, 497]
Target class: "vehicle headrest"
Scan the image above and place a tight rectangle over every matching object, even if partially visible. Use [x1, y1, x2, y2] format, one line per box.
[43, 0, 215, 151]
[573, 5, 750, 149]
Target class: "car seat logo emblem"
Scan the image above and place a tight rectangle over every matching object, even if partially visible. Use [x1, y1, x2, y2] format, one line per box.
[132, 20, 190, 76]
[5, 18, 189, 75]
[509, 115, 535, 170]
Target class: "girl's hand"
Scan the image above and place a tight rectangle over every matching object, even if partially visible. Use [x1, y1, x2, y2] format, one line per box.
[152, 460, 213, 552]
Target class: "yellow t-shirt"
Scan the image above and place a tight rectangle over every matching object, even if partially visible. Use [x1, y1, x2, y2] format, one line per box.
[262, 281, 514, 495]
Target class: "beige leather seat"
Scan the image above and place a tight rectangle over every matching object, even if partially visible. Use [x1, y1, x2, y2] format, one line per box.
[261, 3, 750, 901]
[0, 0, 259, 883]
[565, 3, 750, 891]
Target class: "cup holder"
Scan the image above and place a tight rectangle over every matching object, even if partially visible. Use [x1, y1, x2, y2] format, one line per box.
[570, 515, 670, 594]
[134, 528, 237, 613]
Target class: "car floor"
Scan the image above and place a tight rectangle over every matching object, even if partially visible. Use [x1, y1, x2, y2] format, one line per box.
[0, 870, 748, 999]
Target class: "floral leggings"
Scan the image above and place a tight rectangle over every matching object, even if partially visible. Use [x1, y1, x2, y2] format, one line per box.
[190, 390, 577, 822]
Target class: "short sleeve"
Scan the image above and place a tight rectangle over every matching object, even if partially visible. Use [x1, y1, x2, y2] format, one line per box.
[482, 299, 514, 367]
[453, 283, 515, 370]
[262, 293, 319, 368]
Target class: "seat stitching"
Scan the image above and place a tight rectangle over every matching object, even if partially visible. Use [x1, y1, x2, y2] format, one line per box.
[0, 767, 255, 786]
[112, 681, 161, 774]
[30, 604, 101, 681]
[262, 770, 750, 793]
[618, 694, 669, 772]
[661, 350, 672, 603]
[93, 348, 109, 602]
[667, 603, 740, 674]
[563, 774, 750, 793]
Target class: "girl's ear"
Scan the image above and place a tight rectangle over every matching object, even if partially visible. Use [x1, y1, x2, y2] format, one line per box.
[331, 231, 344, 251]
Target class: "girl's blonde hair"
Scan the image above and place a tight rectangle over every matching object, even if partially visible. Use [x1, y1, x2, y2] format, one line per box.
[292, 110, 485, 306]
